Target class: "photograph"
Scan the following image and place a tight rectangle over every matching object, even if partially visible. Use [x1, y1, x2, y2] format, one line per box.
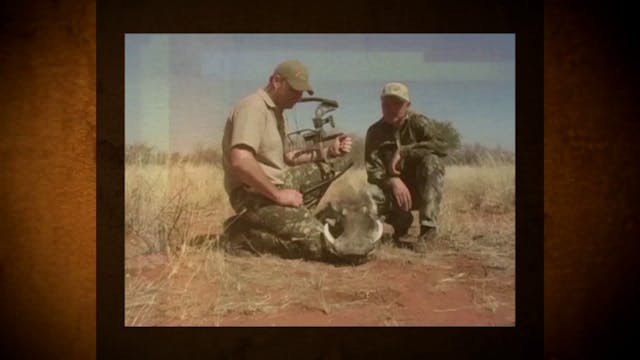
[124, 33, 516, 326]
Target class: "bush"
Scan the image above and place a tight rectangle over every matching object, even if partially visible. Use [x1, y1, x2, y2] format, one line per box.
[431, 119, 462, 153]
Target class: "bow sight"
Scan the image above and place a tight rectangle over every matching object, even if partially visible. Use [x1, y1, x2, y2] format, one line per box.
[285, 96, 352, 209]
[286, 97, 343, 146]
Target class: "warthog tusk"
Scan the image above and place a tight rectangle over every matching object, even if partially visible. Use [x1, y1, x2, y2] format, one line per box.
[323, 223, 336, 245]
[372, 220, 384, 243]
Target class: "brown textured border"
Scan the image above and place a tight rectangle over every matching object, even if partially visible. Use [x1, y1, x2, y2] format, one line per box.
[1, 0, 96, 359]
[544, 2, 640, 358]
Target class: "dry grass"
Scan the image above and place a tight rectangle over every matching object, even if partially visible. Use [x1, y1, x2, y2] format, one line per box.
[124, 157, 515, 326]
[125, 163, 234, 256]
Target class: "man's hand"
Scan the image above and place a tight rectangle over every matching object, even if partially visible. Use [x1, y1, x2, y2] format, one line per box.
[328, 134, 352, 156]
[273, 188, 304, 207]
[388, 149, 402, 176]
[389, 177, 412, 211]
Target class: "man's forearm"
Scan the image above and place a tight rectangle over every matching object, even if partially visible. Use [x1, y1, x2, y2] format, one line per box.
[284, 146, 333, 165]
[399, 139, 448, 157]
[375, 175, 399, 190]
[366, 172, 400, 191]
[230, 153, 280, 202]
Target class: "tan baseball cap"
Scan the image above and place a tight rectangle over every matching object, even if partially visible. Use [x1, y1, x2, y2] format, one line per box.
[381, 82, 410, 102]
[274, 60, 314, 95]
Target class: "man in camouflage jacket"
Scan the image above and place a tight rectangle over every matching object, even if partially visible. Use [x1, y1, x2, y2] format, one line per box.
[365, 82, 451, 253]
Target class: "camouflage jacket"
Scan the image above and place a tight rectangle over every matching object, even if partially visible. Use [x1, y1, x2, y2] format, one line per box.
[364, 111, 448, 188]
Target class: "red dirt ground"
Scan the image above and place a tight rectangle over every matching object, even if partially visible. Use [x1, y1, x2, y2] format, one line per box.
[125, 247, 514, 327]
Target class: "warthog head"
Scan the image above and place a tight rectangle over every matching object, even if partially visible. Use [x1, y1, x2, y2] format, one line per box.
[316, 200, 384, 262]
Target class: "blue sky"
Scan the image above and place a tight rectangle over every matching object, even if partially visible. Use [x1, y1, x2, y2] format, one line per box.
[125, 34, 515, 152]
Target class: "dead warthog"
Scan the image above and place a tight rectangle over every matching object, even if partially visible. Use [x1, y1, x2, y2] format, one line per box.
[315, 197, 384, 264]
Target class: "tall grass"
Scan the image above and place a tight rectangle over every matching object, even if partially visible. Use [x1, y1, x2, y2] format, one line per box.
[125, 153, 514, 256]
[125, 163, 233, 256]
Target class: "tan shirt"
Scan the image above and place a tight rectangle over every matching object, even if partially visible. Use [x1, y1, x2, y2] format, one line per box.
[222, 88, 289, 195]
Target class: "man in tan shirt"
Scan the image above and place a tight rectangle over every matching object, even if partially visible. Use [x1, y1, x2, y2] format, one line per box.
[221, 60, 353, 261]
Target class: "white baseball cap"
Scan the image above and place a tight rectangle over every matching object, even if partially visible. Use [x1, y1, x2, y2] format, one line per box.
[381, 82, 410, 102]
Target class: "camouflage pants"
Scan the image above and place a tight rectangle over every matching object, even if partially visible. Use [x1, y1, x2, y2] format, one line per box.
[367, 153, 444, 234]
[223, 155, 353, 260]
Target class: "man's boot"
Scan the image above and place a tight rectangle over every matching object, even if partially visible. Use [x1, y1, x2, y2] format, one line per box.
[411, 225, 438, 253]
[419, 225, 438, 242]
[388, 211, 414, 248]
